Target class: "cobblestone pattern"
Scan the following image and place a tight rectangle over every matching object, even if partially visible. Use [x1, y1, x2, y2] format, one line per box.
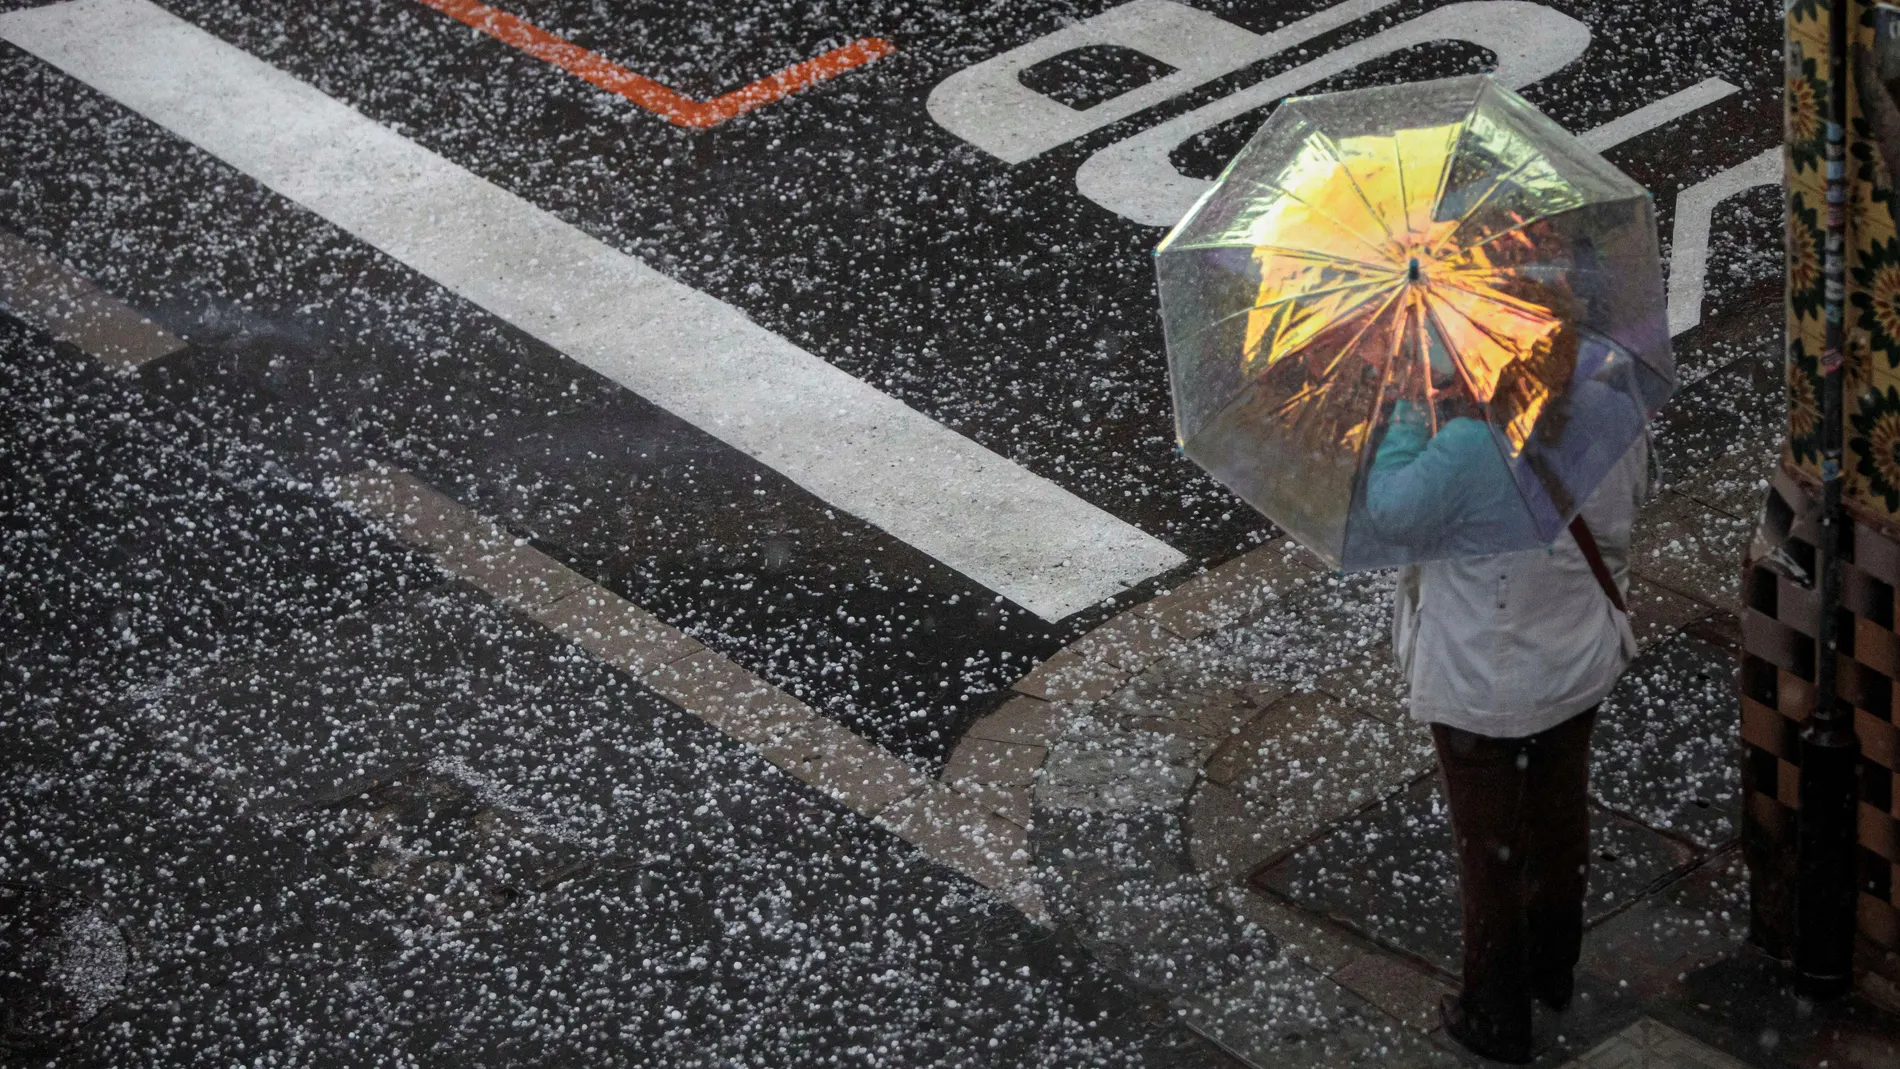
[1559, 1017, 1752, 1069]
[957, 539, 1465, 1064]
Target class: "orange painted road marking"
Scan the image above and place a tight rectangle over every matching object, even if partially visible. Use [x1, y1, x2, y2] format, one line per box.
[415, 0, 894, 128]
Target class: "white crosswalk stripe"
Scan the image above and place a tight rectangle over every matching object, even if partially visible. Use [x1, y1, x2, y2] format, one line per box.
[0, 0, 1188, 623]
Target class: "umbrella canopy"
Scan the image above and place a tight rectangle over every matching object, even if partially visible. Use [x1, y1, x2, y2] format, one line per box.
[1157, 74, 1674, 570]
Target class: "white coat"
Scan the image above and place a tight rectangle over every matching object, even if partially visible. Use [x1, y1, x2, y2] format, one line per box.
[1392, 436, 1650, 738]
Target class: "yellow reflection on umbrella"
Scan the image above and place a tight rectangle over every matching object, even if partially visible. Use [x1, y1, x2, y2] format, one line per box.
[1240, 118, 1575, 453]
[1156, 75, 1674, 570]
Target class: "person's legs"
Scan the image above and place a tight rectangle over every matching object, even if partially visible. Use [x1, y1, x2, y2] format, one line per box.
[1432, 722, 1534, 1054]
[1523, 707, 1597, 1004]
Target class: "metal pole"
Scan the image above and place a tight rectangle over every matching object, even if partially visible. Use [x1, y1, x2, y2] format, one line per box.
[1795, 0, 1864, 999]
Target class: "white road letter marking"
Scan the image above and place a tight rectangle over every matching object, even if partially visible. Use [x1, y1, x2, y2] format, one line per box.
[926, 0, 1398, 164]
[1666, 147, 1782, 338]
[1075, 1, 1593, 226]
[1577, 77, 1739, 153]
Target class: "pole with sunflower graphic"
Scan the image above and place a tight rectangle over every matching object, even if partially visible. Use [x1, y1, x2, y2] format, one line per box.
[1790, 0, 1861, 1000]
[1762, 0, 1900, 995]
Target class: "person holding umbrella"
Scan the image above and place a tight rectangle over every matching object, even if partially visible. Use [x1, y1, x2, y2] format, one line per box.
[1155, 76, 1674, 1063]
[1370, 293, 1651, 1062]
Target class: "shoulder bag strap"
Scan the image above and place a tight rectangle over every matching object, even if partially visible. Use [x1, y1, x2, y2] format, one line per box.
[1568, 515, 1627, 614]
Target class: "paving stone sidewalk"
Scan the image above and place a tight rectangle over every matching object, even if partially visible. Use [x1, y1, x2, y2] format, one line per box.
[946, 347, 1900, 1067]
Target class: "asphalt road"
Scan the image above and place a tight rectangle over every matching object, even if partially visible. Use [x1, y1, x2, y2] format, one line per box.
[0, 0, 1784, 1062]
[0, 0, 1782, 763]
[0, 319, 1225, 1066]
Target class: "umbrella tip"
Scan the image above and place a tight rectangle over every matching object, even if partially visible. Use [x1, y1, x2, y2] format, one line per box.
[1407, 257, 1421, 283]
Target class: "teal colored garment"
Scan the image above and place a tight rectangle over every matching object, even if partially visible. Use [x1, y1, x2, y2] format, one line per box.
[1364, 401, 1539, 557]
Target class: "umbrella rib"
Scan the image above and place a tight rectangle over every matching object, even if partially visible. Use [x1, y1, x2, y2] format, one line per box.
[1393, 121, 1463, 239]
[1311, 286, 1408, 381]
[1250, 276, 1395, 313]
[1431, 273, 1566, 321]
[1439, 262, 1611, 284]
[1248, 281, 1405, 369]
[1393, 127, 1414, 240]
[1244, 180, 1398, 262]
[1421, 291, 1547, 403]
[1419, 298, 1494, 403]
[1421, 120, 1466, 244]
[1426, 154, 1545, 258]
[1167, 278, 1396, 349]
[1445, 202, 1616, 262]
[1312, 132, 1399, 243]
[1434, 264, 1621, 319]
[1267, 286, 1408, 421]
[1164, 241, 1397, 276]
[1255, 244, 1395, 274]
[1427, 289, 1536, 353]
[1346, 287, 1418, 480]
[1415, 292, 1441, 437]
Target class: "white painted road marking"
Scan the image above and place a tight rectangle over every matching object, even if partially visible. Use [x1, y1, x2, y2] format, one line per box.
[1666, 147, 1781, 338]
[1576, 77, 1739, 153]
[930, 0, 1737, 181]
[1074, 1, 1595, 227]
[925, 0, 1399, 164]
[0, 0, 1187, 623]
[2, 211, 1045, 917]
[928, 0, 1759, 339]
[0, 226, 186, 370]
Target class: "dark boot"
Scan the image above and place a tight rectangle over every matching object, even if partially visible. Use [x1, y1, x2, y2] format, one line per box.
[1531, 969, 1573, 1012]
[1439, 995, 1532, 1064]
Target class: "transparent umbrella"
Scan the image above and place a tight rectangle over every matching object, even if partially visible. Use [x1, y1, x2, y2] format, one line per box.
[1157, 74, 1674, 570]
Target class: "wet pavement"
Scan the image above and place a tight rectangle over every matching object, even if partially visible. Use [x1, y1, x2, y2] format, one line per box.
[0, 0, 1844, 1064]
[0, 325, 1227, 1066]
[956, 340, 1900, 1063]
[0, 0, 1784, 763]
